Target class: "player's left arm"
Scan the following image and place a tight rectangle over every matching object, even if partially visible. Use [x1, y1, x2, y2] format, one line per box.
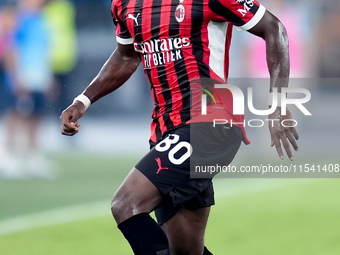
[248, 10, 299, 160]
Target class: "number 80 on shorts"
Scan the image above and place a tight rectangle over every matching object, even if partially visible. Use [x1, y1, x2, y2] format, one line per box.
[155, 134, 192, 165]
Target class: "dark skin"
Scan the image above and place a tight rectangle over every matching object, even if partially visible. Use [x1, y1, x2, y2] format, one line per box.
[59, 45, 141, 136]
[248, 10, 299, 161]
[60, 10, 299, 255]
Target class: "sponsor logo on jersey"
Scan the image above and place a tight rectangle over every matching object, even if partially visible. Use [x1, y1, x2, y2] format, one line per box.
[236, 0, 255, 17]
[127, 13, 140, 26]
[134, 37, 191, 68]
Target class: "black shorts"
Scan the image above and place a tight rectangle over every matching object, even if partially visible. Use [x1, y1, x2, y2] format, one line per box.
[135, 122, 242, 225]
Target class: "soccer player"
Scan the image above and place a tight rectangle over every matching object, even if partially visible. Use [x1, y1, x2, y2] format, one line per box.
[60, 0, 299, 254]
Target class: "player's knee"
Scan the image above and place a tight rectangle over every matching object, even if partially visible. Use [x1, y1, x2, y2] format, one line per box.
[111, 191, 143, 223]
[111, 193, 131, 222]
[110, 196, 120, 218]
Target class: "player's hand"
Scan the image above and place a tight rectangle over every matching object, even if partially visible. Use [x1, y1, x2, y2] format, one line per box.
[268, 108, 299, 161]
[60, 101, 86, 136]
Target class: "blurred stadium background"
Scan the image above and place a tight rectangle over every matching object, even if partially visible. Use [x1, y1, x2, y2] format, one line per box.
[0, 0, 340, 254]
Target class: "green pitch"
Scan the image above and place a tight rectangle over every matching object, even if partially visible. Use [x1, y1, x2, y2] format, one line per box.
[1, 155, 340, 254]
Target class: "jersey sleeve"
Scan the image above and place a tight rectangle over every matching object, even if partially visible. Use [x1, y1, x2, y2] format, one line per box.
[111, 0, 134, 45]
[209, 0, 266, 31]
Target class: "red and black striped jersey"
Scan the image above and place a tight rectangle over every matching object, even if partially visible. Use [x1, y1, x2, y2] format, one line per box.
[111, 0, 265, 144]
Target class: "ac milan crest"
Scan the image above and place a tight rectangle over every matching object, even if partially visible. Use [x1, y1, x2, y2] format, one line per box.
[175, 0, 185, 23]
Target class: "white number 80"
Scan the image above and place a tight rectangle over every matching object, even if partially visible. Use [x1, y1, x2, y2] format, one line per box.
[155, 134, 193, 165]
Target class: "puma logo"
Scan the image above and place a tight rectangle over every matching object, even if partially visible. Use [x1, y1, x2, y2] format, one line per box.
[155, 158, 168, 174]
[127, 13, 140, 26]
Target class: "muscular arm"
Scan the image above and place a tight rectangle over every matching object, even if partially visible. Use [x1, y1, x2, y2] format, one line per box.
[248, 10, 289, 92]
[248, 11, 299, 160]
[83, 43, 141, 103]
[60, 43, 141, 136]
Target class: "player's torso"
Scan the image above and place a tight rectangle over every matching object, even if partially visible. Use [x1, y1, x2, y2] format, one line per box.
[117, 0, 227, 72]
[113, 0, 259, 143]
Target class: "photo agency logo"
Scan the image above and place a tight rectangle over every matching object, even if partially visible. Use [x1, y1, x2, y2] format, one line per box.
[200, 84, 312, 128]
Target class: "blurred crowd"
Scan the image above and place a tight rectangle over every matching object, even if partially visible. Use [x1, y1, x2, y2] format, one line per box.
[0, 0, 339, 179]
[0, 0, 77, 178]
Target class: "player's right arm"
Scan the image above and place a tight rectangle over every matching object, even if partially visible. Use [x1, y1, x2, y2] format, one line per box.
[60, 42, 140, 136]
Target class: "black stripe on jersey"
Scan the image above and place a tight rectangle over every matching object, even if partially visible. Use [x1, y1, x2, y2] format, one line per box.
[156, 74, 174, 134]
[117, 0, 133, 39]
[250, 3, 259, 15]
[153, 0, 175, 133]
[169, 0, 191, 124]
[174, 60, 192, 123]
[145, 69, 160, 115]
[152, 0, 174, 138]
[150, 0, 161, 38]
[209, 0, 252, 27]
[149, 0, 161, 117]
[191, 0, 210, 77]
[145, 70, 162, 142]
[168, 0, 179, 38]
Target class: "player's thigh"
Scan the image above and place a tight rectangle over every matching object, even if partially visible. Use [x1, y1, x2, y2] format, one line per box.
[111, 167, 162, 223]
[161, 206, 211, 255]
